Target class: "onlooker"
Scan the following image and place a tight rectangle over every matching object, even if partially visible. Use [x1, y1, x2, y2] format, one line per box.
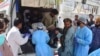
[74, 16, 93, 56]
[73, 15, 79, 26]
[87, 14, 94, 26]
[42, 9, 58, 29]
[0, 19, 13, 56]
[42, 9, 59, 48]
[32, 25, 53, 56]
[56, 18, 75, 56]
[6, 19, 30, 56]
[89, 17, 100, 53]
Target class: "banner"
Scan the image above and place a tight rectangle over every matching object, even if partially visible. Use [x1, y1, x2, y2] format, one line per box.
[0, 0, 10, 15]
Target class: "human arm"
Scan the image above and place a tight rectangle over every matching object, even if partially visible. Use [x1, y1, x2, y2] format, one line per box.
[76, 30, 93, 45]
[32, 32, 36, 44]
[14, 32, 29, 45]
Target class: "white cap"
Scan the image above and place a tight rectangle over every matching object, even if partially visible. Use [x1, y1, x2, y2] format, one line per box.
[79, 16, 87, 24]
[37, 23, 43, 30]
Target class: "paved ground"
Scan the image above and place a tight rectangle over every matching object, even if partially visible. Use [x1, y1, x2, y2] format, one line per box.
[19, 53, 35, 56]
[19, 42, 60, 56]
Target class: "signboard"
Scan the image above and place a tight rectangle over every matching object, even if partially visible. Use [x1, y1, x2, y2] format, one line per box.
[0, 0, 10, 15]
[0, 0, 4, 3]
[21, 0, 55, 8]
[89, 0, 100, 4]
[0, 0, 10, 8]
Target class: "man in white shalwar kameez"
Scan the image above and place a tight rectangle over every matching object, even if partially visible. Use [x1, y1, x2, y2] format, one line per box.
[6, 19, 30, 56]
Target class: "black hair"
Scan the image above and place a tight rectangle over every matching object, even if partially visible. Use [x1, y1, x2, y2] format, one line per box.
[75, 15, 78, 17]
[4, 18, 9, 24]
[63, 18, 72, 23]
[89, 14, 94, 17]
[14, 18, 22, 26]
[0, 19, 4, 29]
[51, 9, 58, 15]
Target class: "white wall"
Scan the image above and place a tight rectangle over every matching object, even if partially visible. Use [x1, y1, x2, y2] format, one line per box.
[97, 7, 100, 15]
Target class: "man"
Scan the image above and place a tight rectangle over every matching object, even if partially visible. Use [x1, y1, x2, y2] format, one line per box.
[74, 16, 93, 56]
[32, 25, 53, 56]
[6, 19, 30, 56]
[56, 18, 75, 56]
[42, 9, 58, 30]
[87, 14, 94, 26]
[0, 19, 13, 56]
[89, 17, 100, 53]
[42, 9, 58, 48]
[73, 15, 79, 26]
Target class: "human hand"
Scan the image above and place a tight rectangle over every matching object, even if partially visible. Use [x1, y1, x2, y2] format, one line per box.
[76, 38, 83, 43]
[55, 30, 59, 34]
[24, 33, 30, 38]
[48, 25, 55, 30]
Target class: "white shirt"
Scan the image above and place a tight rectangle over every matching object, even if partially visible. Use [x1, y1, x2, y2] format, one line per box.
[6, 26, 29, 56]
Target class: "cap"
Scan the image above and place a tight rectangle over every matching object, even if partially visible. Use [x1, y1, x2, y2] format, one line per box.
[79, 16, 87, 24]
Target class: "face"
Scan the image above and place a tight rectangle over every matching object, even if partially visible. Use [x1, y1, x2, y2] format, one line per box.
[4, 23, 9, 30]
[95, 21, 100, 27]
[64, 21, 71, 28]
[18, 23, 22, 29]
[89, 15, 94, 20]
[0, 23, 5, 34]
[75, 15, 78, 20]
[50, 13, 55, 17]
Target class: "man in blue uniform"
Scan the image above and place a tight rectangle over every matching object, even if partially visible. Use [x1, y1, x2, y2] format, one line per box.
[89, 17, 100, 53]
[32, 25, 53, 56]
[74, 16, 93, 56]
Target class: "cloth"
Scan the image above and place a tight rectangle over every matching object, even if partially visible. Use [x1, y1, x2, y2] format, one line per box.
[79, 16, 87, 24]
[89, 48, 100, 56]
[0, 40, 13, 56]
[87, 20, 94, 27]
[6, 26, 29, 56]
[57, 26, 75, 56]
[32, 30, 53, 56]
[59, 27, 70, 52]
[89, 27, 100, 53]
[42, 13, 56, 29]
[32, 22, 48, 32]
[74, 26, 93, 56]
[0, 33, 5, 46]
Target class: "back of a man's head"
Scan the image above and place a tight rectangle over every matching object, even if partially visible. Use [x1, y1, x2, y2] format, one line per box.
[14, 18, 22, 26]
[51, 9, 58, 15]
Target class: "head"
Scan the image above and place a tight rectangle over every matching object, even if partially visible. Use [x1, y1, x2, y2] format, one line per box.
[0, 19, 5, 34]
[95, 17, 100, 28]
[37, 24, 43, 30]
[78, 16, 87, 27]
[63, 18, 72, 28]
[3, 18, 9, 30]
[50, 9, 58, 17]
[75, 15, 79, 20]
[14, 19, 22, 29]
[89, 14, 94, 20]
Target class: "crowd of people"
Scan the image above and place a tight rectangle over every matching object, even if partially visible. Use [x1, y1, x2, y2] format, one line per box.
[0, 9, 100, 56]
